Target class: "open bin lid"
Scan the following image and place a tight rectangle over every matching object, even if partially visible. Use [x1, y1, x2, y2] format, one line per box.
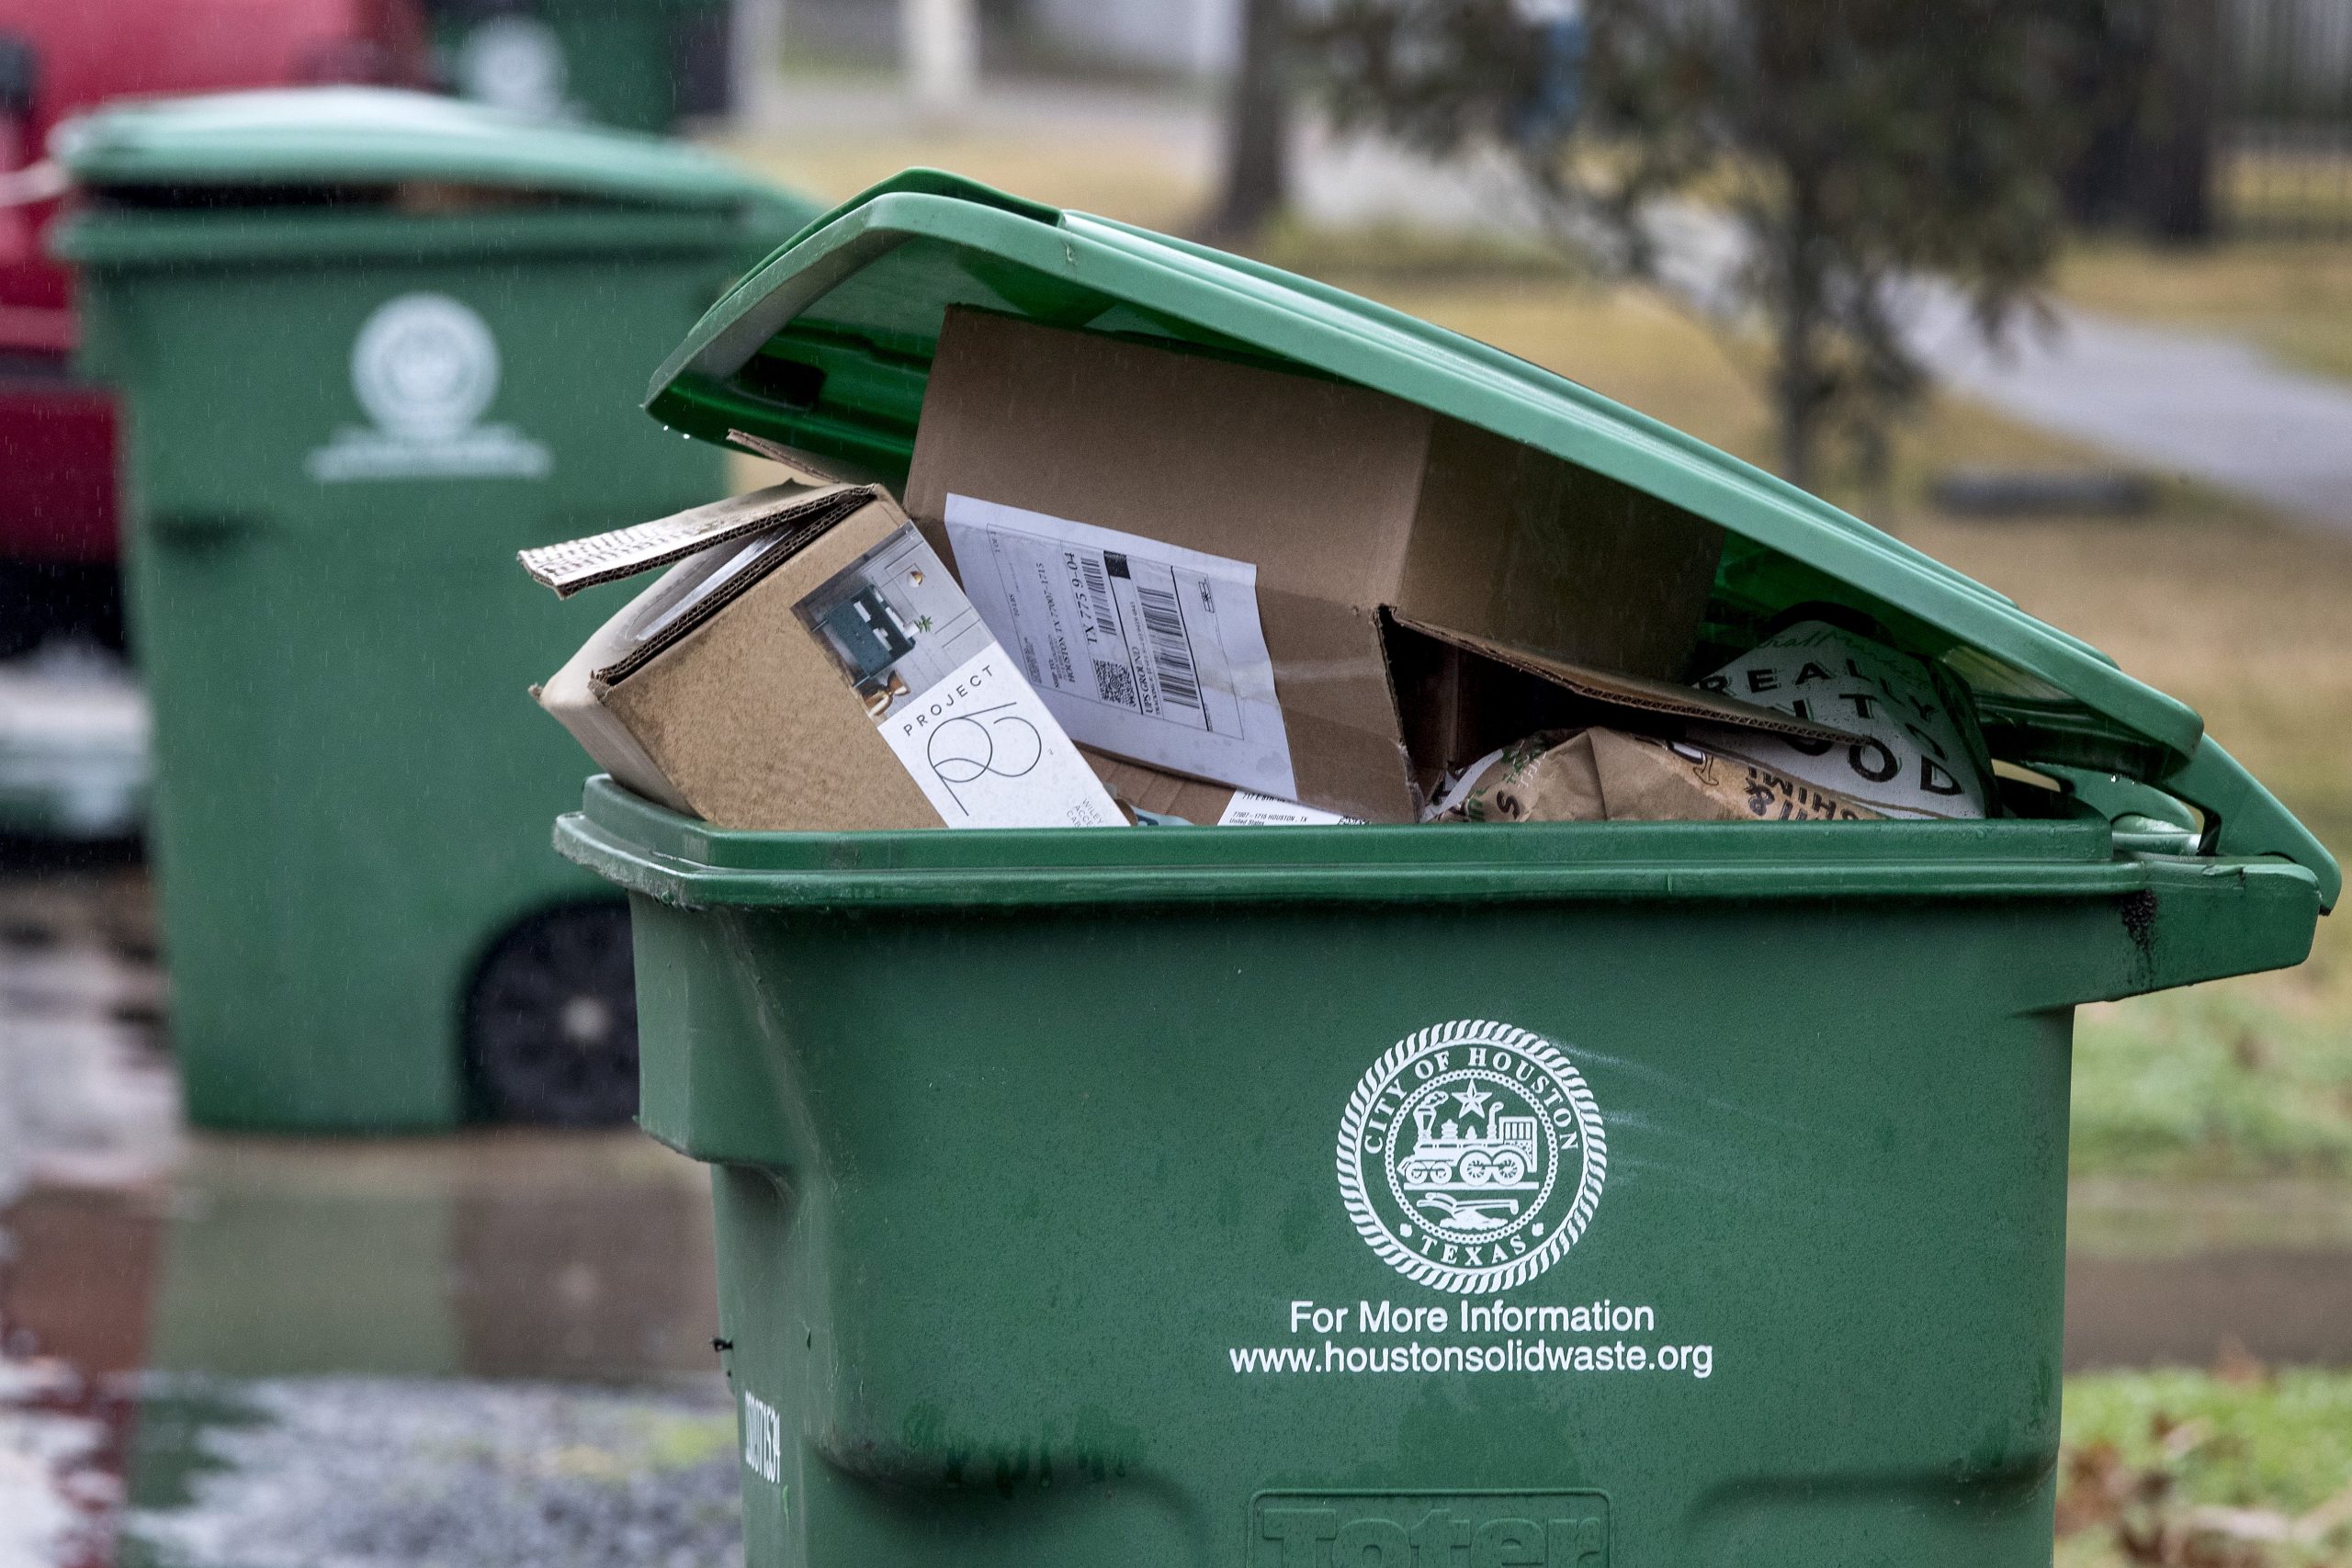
[637, 169, 2336, 908]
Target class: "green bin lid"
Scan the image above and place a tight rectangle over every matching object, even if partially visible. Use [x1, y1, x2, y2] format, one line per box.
[640, 169, 2335, 905]
[51, 86, 786, 212]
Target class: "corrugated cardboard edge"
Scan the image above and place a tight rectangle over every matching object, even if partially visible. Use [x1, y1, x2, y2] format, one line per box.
[518, 482, 877, 599]
[589, 525, 813, 693]
[1391, 614, 1864, 745]
[724, 427, 864, 490]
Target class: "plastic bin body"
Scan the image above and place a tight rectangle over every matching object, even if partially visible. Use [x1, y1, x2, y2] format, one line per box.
[562, 785, 2319, 1567]
[51, 88, 813, 1128]
[81, 220, 728, 1130]
[51, 91, 814, 1130]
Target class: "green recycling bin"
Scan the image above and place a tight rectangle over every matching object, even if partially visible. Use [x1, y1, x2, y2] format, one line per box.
[430, 0, 732, 132]
[51, 88, 817, 1133]
[554, 173, 2335, 1566]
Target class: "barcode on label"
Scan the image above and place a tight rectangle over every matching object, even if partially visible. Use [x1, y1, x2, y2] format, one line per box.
[1093, 659, 1136, 706]
[1080, 554, 1120, 639]
[1135, 583, 1204, 715]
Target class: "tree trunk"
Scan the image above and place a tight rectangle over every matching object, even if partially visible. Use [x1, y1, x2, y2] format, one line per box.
[2137, 0, 2221, 242]
[1207, 0, 1291, 243]
[1770, 209, 1826, 493]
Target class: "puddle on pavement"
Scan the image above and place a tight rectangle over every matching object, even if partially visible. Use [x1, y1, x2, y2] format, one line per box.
[146, 1131, 722, 1386]
[18, 1140, 2351, 1384]
[111, 1376, 739, 1568]
[4, 1130, 722, 1389]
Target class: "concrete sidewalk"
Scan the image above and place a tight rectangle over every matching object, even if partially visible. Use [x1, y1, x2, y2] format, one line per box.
[1290, 126, 2352, 531]
[1911, 289, 2352, 529]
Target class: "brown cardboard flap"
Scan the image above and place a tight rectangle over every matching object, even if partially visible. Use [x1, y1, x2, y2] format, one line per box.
[519, 482, 876, 598]
[589, 532, 795, 691]
[1391, 615, 1862, 744]
[726, 428, 865, 490]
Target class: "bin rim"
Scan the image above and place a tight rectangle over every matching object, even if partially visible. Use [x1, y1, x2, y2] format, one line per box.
[631, 169, 2335, 904]
[555, 773, 2322, 911]
[48, 86, 787, 213]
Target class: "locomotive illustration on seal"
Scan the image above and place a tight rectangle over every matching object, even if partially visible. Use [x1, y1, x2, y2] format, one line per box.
[1397, 1096, 1543, 1189]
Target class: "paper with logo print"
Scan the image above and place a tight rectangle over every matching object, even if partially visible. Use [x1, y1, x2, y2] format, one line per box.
[1690, 621, 1990, 818]
[795, 523, 1119, 829]
[308, 291, 550, 483]
[942, 494, 1297, 802]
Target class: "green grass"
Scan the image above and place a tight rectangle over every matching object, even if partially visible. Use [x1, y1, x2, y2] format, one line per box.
[2071, 987, 2352, 1179]
[2057, 1369, 2352, 1567]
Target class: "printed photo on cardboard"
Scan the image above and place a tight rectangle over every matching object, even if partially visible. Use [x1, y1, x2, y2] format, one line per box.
[795, 525, 989, 716]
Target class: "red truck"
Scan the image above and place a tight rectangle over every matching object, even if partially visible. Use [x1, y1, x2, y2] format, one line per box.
[0, 0, 427, 652]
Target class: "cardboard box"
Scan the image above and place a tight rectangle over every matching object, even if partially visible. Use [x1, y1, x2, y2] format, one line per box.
[523, 482, 1120, 833]
[904, 308, 1730, 821]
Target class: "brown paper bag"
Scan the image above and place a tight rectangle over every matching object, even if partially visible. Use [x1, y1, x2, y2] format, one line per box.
[1430, 728, 1882, 824]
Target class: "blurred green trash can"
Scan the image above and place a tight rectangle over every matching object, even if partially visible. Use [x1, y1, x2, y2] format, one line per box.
[428, 0, 735, 132]
[51, 87, 818, 1133]
[558, 174, 2336, 1566]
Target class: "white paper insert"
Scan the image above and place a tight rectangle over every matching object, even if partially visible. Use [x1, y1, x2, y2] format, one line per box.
[944, 494, 1297, 801]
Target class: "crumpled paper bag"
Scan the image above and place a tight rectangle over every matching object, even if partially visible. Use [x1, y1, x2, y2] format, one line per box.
[1426, 728, 1883, 824]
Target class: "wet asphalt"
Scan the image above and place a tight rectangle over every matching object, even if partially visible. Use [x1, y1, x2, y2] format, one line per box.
[0, 853, 737, 1568]
[122, 1379, 741, 1568]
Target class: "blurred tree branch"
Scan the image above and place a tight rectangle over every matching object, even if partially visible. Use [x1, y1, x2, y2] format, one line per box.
[1296, 0, 2157, 491]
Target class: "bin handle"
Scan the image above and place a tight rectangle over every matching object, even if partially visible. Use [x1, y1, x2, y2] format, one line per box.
[147, 511, 268, 548]
[2159, 739, 2339, 912]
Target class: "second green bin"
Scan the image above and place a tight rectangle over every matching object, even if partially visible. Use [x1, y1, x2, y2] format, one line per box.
[52, 88, 817, 1131]
[430, 0, 734, 133]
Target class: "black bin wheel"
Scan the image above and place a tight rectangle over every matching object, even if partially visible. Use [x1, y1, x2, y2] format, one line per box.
[464, 902, 639, 1126]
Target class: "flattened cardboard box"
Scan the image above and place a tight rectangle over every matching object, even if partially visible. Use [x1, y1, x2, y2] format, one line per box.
[525, 482, 1118, 833]
[905, 307, 1732, 822]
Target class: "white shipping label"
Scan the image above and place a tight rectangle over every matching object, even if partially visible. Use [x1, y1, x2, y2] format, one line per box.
[1216, 793, 1364, 828]
[944, 495, 1297, 802]
[795, 523, 1121, 829]
[1691, 621, 1989, 818]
